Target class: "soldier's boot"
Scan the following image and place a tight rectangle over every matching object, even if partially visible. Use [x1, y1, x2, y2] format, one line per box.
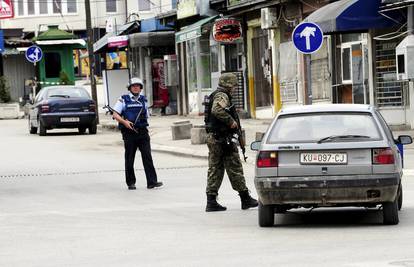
[239, 190, 258, 210]
[206, 194, 227, 212]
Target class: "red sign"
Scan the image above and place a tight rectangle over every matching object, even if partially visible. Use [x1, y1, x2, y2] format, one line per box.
[0, 0, 14, 19]
[213, 18, 242, 43]
[108, 36, 128, 48]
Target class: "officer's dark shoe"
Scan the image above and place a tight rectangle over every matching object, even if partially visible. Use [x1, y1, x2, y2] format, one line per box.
[128, 185, 136, 190]
[147, 182, 163, 189]
[206, 194, 227, 212]
[239, 190, 258, 210]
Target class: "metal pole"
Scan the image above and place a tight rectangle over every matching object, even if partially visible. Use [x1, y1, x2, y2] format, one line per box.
[85, 0, 99, 123]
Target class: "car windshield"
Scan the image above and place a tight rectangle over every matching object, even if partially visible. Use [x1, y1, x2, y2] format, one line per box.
[46, 88, 89, 99]
[267, 112, 382, 143]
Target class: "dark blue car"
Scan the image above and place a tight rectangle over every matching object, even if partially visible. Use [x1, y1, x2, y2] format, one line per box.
[28, 86, 97, 136]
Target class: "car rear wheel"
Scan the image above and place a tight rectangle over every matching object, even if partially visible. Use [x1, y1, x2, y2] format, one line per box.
[39, 120, 47, 136]
[29, 119, 37, 134]
[89, 123, 97, 134]
[78, 127, 86, 134]
[258, 201, 274, 227]
[398, 185, 403, 211]
[383, 198, 399, 225]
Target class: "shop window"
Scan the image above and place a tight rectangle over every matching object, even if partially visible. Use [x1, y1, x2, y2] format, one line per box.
[342, 47, 351, 83]
[199, 38, 211, 89]
[311, 37, 331, 100]
[210, 45, 219, 73]
[186, 39, 198, 92]
[45, 53, 62, 78]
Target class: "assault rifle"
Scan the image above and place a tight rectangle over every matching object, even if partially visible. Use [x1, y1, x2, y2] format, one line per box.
[103, 105, 139, 133]
[225, 104, 247, 162]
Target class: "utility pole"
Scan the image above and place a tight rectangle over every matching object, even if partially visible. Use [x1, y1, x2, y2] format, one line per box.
[85, 0, 99, 123]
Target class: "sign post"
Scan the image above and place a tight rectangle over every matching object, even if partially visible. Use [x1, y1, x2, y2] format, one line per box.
[292, 22, 324, 105]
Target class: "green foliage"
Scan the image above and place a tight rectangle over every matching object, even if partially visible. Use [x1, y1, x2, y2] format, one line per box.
[59, 70, 74, 85]
[0, 76, 11, 103]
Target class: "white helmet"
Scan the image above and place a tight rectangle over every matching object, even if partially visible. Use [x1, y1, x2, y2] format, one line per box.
[127, 77, 144, 89]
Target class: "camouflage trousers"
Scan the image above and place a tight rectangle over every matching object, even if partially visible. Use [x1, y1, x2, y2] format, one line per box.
[206, 133, 248, 195]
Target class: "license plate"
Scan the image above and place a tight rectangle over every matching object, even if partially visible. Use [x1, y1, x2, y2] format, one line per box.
[60, 117, 79, 122]
[300, 152, 347, 164]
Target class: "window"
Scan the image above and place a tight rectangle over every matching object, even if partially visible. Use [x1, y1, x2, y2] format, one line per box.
[39, 0, 48, 14]
[171, 0, 177, 9]
[138, 0, 150, 11]
[342, 47, 351, 83]
[106, 0, 116, 12]
[45, 53, 62, 78]
[67, 0, 77, 13]
[210, 45, 219, 73]
[53, 0, 62, 13]
[17, 0, 24, 15]
[268, 113, 381, 143]
[27, 0, 35, 15]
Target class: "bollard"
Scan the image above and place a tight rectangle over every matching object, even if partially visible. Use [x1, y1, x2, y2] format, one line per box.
[191, 124, 207, 144]
[171, 120, 192, 140]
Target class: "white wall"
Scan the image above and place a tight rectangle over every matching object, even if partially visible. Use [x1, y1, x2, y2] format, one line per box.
[0, 0, 126, 32]
[126, 0, 174, 20]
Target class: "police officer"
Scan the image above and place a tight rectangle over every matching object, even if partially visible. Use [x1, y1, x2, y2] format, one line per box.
[204, 73, 258, 212]
[112, 77, 163, 190]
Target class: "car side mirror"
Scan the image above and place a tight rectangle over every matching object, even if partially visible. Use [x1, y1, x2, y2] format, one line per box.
[250, 141, 261, 151]
[397, 135, 413, 145]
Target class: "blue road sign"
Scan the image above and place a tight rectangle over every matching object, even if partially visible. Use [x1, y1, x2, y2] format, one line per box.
[25, 45, 43, 63]
[0, 30, 4, 54]
[292, 22, 323, 54]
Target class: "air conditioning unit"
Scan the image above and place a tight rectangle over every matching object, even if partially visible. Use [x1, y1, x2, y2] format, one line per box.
[396, 35, 414, 80]
[261, 7, 278, 29]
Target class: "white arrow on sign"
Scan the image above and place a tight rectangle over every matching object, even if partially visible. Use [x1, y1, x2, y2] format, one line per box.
[28, 47, 41, 62]
[300, 26, 317, 50]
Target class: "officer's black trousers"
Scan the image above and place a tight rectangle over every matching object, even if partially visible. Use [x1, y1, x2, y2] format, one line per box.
[122, 128, 158, 187]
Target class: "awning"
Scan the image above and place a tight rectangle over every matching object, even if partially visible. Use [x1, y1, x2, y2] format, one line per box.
[35, 39, 86, 46]
[129, 31, 175, 47]
[93, 21, 139, 53]
[305, 0, 397, 33]
[175, 16, 218, 43]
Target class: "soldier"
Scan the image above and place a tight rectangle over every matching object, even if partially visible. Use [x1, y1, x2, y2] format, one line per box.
[204, 73, 258, 212]
[112, 77, 163, 190]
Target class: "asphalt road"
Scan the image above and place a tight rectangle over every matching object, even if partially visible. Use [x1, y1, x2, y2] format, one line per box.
[1, 119, 414, 267]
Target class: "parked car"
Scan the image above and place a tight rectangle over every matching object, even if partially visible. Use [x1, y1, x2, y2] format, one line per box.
[28, 86, 97, 136]
[251, 104, 412, 227]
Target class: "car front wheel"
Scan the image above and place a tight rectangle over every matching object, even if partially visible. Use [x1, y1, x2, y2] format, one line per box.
[383, 198, 399, 225]
[259, 201, 274, 227]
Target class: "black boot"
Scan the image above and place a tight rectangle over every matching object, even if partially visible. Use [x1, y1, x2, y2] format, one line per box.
[239, 190, 258, 210]
[206, 194, 227, 212]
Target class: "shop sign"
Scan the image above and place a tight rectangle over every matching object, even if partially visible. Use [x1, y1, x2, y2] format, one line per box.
[212, 18, 242, 43]
[108, 35, 128, 48]
[0, 0, 14, 19]
[177, 0, 198, 20]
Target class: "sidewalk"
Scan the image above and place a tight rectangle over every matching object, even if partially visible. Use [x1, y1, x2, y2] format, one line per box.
[98, 112, 272, 165]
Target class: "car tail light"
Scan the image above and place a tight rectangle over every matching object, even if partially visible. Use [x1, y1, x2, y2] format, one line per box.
[89, 103, 96, 112]
[41, 104, 49, 113]
[372, 148, 395, 164]
[257, 151, 278, 168]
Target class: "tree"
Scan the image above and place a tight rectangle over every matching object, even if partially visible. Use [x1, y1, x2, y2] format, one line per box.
[0, 76, 11, 103]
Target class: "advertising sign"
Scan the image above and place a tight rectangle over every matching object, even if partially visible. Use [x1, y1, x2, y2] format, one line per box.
[212, 18, 242, 43]
[108, 35, 128, 48]
[0, 0, 14, 19]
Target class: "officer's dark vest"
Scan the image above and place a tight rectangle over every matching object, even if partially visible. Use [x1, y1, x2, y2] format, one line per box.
[119, 94, 149, 130]
[204, 88, 232, 135]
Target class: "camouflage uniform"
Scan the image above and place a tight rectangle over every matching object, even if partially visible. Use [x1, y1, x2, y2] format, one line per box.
[206, 74, 248, 195]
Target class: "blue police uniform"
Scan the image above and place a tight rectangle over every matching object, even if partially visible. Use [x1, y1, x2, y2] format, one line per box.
[114, 93, 158, 188]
